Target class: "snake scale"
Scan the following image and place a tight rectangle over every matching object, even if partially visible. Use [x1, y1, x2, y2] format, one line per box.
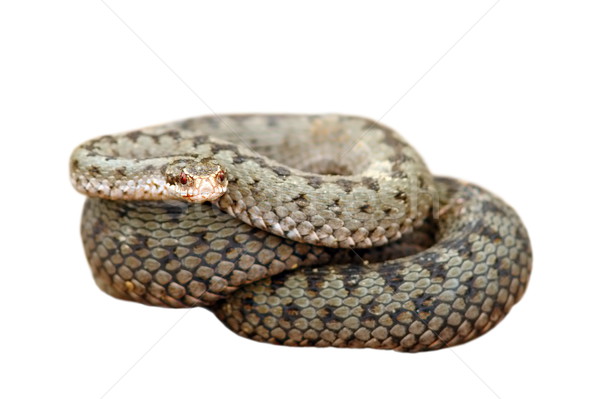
[70, 114, 532, 352]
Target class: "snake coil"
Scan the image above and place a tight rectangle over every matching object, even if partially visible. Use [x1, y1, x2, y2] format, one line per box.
[71, 114, 531, 352]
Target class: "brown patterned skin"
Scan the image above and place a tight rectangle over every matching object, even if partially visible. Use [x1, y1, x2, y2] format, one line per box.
[80, 177, 532, 352]
[71, 114, 435, 249]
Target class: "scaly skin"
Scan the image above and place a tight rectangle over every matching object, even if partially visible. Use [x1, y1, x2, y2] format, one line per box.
[80, 177, 531, 351]
[71, 114, 434, 248]
[72, 114, 532, 351]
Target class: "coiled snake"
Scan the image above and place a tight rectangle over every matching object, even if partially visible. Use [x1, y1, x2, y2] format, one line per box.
[70, 114, 532, 352]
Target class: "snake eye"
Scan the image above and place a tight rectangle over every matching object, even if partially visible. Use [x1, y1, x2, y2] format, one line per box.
[180, 172, 188, 185]
[216, 171, 225, 183]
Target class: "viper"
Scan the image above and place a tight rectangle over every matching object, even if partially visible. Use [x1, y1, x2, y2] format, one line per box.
[70, 114, 531, 352]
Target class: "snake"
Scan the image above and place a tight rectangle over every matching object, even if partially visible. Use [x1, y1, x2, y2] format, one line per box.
[70, 114, 532, 352]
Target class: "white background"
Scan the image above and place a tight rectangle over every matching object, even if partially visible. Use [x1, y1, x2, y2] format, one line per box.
[1, 1, 599, 398]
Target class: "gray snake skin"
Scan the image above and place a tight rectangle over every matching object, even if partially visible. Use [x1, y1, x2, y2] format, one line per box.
[71, 114, 532, 352]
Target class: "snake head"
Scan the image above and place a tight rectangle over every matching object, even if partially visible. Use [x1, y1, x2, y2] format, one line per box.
[165, 157, 228, 202]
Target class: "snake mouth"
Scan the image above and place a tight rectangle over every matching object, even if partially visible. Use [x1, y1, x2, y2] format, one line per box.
[167, 177, 228, 202]
[178, 184, 228, 202]
[164, 157, 228, 203]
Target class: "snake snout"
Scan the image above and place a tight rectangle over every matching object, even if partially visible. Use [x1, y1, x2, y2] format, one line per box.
[164, 157, 228, 203]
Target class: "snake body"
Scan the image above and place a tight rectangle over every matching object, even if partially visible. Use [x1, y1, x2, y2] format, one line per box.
[71, 115, 434, 248]
[71, 114, 532, 352]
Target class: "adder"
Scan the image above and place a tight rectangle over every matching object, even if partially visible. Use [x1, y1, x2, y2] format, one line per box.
[70, 114, 532, 352]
